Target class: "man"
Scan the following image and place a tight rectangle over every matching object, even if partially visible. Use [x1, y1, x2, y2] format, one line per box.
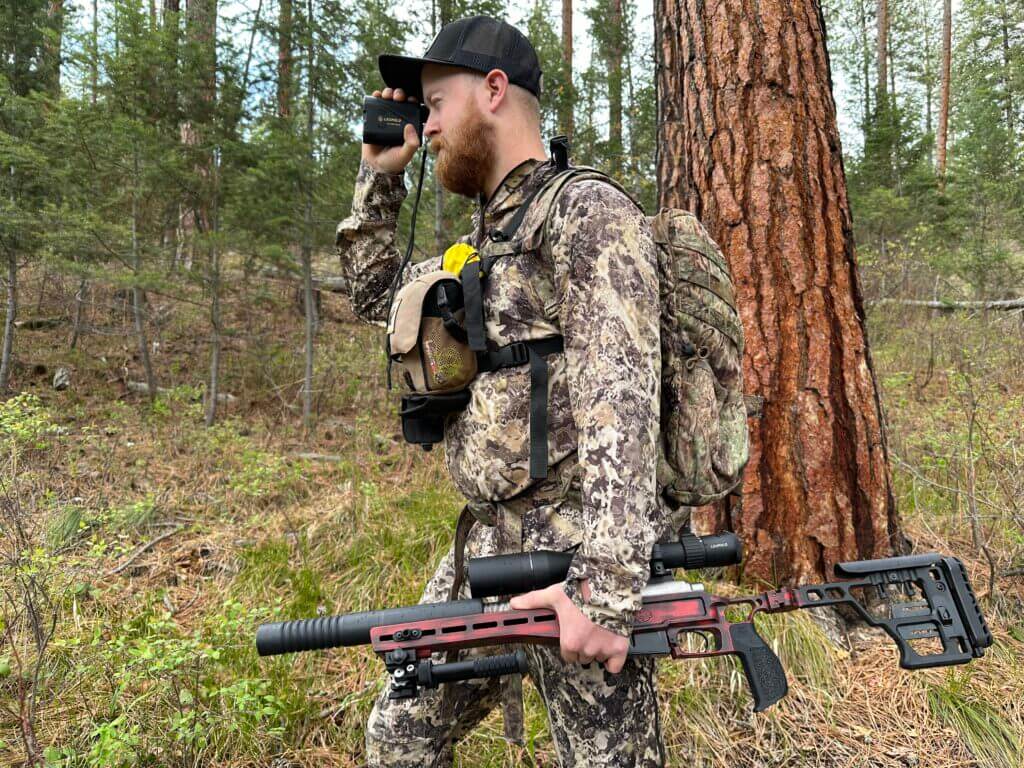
[336, 15, 668, 767]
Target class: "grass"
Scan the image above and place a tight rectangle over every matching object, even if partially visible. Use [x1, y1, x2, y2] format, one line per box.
[1, 265, 1022, 767]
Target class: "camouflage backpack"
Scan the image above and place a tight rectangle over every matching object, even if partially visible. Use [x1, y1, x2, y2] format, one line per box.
[526, 167, 751, 507]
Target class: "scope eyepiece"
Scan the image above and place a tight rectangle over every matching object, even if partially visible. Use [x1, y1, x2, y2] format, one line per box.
[467, 531, 744, 599]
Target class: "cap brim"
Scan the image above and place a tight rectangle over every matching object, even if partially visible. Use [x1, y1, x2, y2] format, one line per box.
[378, 54, 431, 102]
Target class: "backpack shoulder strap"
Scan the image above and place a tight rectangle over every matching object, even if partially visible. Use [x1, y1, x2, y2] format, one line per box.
[528, 167, 645, 254]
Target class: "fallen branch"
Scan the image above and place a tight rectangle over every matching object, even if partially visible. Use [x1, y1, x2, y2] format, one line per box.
[294, 452, 343, 463]
[14, 316, 67, 330]
[257, 267, 348, 293]
[108, 526, 182, 576]
[126, 381, 237, 404]
[871, 297, 1024, 311]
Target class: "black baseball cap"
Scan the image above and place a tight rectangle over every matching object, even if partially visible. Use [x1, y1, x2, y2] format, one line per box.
[378, 16, 542, 103]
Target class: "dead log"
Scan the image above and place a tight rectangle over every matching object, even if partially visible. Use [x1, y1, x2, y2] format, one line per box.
[14, 316, 67, 330]
[127, 381, 237, 404]
[870, 297, 1024, 311]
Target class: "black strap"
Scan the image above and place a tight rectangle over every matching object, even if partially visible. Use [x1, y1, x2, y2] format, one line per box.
[461, 260, 488, 352]
[527, 347, 550, 480]
[478, 336, 564, 480]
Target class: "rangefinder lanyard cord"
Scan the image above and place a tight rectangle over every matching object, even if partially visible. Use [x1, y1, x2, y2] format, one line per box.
[384, 146, 429, 390]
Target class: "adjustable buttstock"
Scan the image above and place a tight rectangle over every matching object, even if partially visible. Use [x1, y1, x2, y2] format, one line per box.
[728, 622, 789, 712]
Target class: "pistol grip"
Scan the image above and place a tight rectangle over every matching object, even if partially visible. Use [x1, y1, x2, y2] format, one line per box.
[729, 622, 789, 712]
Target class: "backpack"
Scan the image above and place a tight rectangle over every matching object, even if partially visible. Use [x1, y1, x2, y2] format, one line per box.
[520, 165, 750, 507]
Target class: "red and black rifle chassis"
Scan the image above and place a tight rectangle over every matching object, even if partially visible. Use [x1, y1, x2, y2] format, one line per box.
[256, 551, 992, 712]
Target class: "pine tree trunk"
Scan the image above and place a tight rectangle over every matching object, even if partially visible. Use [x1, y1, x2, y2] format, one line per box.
[608, 0, 624, 177]
[70, 277, 87, 349]
[998, 0, 1014, 139]
[278, 0, 292, 118]
[132, 147, 158, 404]
[876, 0, 888, 105]
[179, 0, 217, 272]
[205, 244, 221, 425]
[302, 0, 317, 433]
[655, 0, 907, 584]
[562, 0, 574, 140]
[936, 0, 951, 181]
[0, 248, 16, 392]
[433, 0, 453, 255]
[46, 1, 64, 97]
[858, 0, 870, 132]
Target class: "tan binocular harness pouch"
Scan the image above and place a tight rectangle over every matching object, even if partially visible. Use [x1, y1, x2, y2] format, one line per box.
[388, 270, 478, 394]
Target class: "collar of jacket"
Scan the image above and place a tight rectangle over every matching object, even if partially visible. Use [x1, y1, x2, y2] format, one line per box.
[474, 157, 556, 245]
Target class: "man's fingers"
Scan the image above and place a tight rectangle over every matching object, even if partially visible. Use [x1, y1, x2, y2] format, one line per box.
[382, 87, 393, 98]
[605, 653, 627, 674]
[404, 123, 419, 148]
[372, 89, 381, 97]
[509, 584, 562, 611]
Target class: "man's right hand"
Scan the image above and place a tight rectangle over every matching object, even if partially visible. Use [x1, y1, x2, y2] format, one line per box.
[363, 87, 421, 174]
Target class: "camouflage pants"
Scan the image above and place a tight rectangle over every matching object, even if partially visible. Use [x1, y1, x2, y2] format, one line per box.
[364, 518, 666, 768]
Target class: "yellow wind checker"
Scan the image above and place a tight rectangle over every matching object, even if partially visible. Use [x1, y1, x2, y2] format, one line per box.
[442, 243, 479, 276]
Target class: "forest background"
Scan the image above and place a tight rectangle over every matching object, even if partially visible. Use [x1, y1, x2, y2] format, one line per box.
[2, 0, 1023, 766]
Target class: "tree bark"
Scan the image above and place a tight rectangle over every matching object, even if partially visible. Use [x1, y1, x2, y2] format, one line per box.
[278, 0, 293, 118]
[433, 0, 452, 255]
[857, 0, 870, 133]
[205, 147, 222, 426]
[302, 0, 316, 433]
[45, 1, 64, 97]
[0, 249, 16, 392]
[655, 0, 907, 584]
[132, 146, 158, 404]
[936, 0, 951, 181]
[998, 0, 1015, 139]
[179, 0, 217, 271]
[562, 0, 574, 140]
[608, 0, 624, 177]
[876, 0, 888, 105]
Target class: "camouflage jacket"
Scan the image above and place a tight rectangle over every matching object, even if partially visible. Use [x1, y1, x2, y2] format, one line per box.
[337, 157, 666, 635]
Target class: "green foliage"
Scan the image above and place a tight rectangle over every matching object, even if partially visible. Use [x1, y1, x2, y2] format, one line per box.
[0, 392, 56, 449]
[927, 671, 1021, 768]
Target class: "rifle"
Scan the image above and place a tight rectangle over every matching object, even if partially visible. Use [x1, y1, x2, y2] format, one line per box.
[255, 532, 993, 712]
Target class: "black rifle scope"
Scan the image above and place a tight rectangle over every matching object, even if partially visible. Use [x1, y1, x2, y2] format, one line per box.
[467, 531, 742, 600]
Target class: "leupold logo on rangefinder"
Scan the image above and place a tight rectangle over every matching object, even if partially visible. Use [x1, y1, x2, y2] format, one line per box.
[362, 96, 428, 147]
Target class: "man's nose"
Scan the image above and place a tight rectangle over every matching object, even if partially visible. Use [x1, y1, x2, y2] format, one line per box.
[424, 112, 440, 139]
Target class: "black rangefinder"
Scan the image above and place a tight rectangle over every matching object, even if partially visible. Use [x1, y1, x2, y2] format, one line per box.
[362, 96, 428, 147]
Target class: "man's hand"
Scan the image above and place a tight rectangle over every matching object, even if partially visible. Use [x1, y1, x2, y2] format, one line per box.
[509, 580, 630, 673]
[363, 87, 421, 174]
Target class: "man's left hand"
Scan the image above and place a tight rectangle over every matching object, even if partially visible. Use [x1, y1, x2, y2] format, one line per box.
[509, 580, 629, 673]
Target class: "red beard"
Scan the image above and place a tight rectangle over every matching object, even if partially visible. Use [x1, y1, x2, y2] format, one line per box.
[430, 103, 496, 199]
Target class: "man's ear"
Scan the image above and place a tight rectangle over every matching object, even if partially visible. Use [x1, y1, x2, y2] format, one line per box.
[481, 69, 509, 114]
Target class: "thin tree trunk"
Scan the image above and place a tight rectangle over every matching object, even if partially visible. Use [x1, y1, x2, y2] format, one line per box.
[858, 0, 870, 133]
[91, 0, 99, 97]
[132, 146, 158, 404]
[46, 1, 64, 97]
[937, 0, 951, 181]
[433, 0, 452, 255]
[625, 23, 638, 180]
[69, 278, 87, 349]
[278, 0, 293, 118]
[608, 0, 624, 177]
[923, 5, 933, 134]
[0, 248, 16, 392]
[876, 0, 888, 106]
[302, 0, 316, 432]
[656, 0, 908, 583]
[998, 0, 1014, 140]
[562, 0, 574, 140]
[205, 149, 222, 426]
